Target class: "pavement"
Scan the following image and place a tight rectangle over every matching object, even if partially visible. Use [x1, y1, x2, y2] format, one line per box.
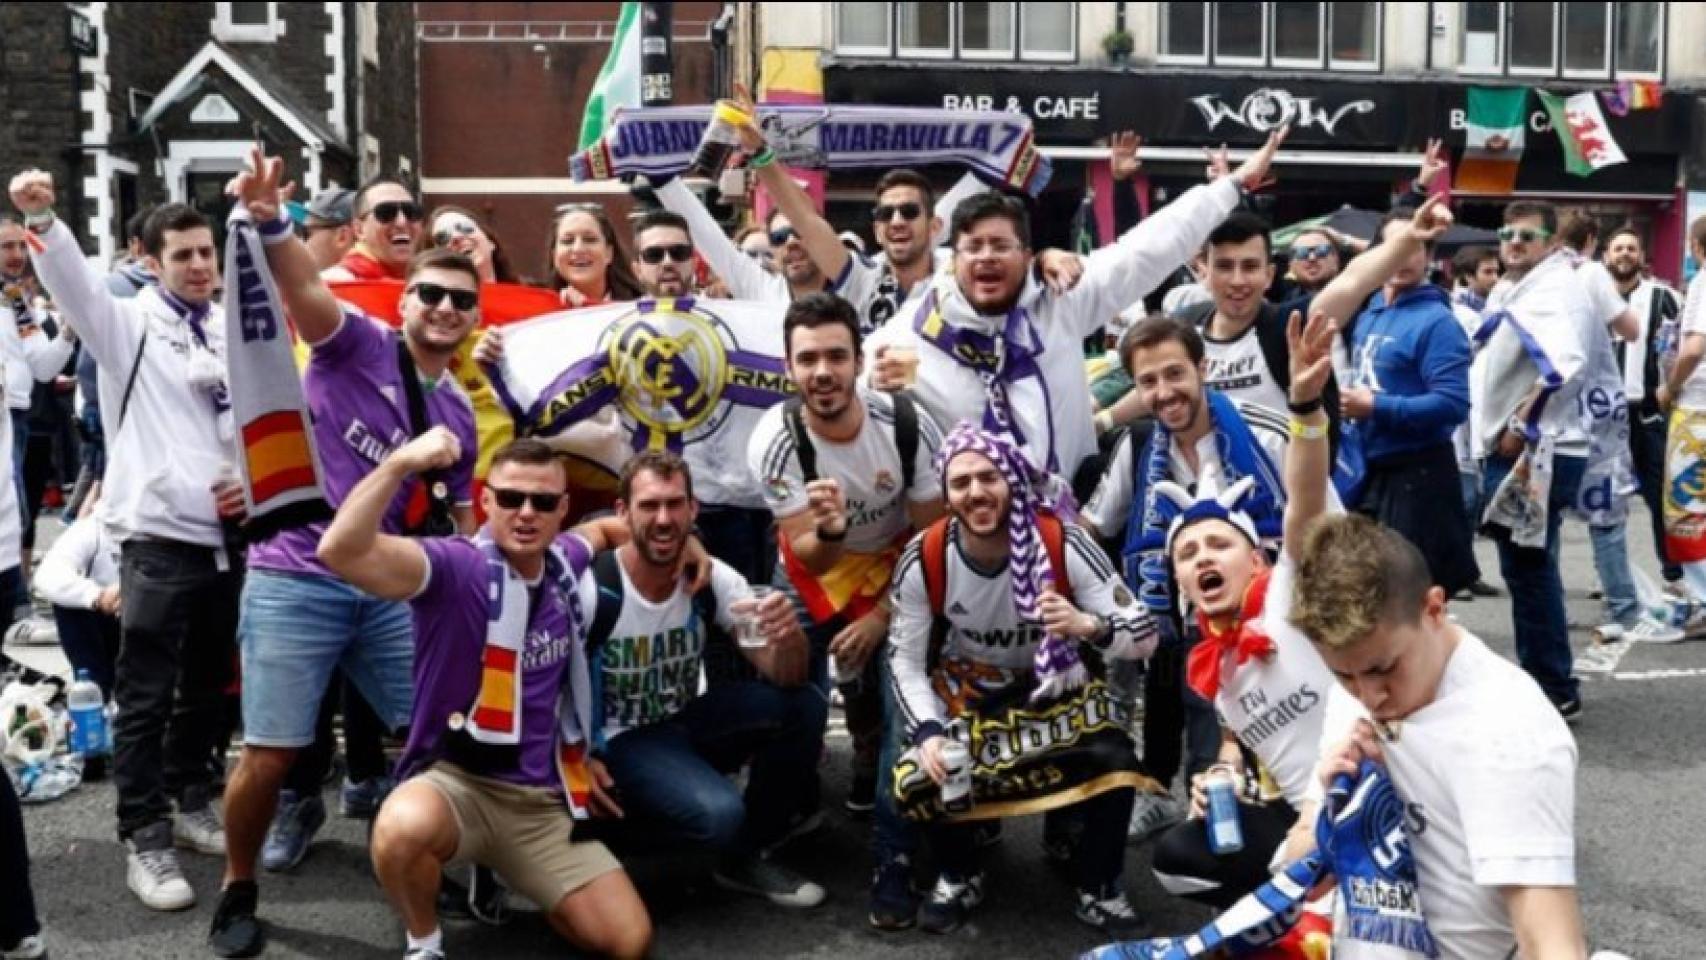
[8, 513, 1706, 959]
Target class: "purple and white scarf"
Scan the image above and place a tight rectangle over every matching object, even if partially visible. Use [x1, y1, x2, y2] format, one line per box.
[936, 421, 1087, 701]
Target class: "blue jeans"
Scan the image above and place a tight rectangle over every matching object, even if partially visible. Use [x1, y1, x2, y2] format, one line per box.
[873, 654, 918, 864]
[1482, 453, 1586, 703]
[237, 569, 414, 747]
[1460, 468, 1481, 542]
[599, 679, 826, 855]
[1589, 522, 1640, 627]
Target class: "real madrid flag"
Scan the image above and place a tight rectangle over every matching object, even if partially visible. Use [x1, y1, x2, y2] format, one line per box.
[482, 297, 794, 510]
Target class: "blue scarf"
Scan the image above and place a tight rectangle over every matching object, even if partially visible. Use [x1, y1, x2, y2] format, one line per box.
[1082, 759, 1438, 960]
[1121, 391, 1285, 619]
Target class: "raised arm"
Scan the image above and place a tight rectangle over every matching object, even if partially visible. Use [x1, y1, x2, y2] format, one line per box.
[9, 170, 138, 371]
[1283, 309, 1336, 561]
[655, 177, 782, 302]
[731, 93, 850, 291]
[1313, 195, 1455, 328]
[228, 146, 342, 344]
[318, 427, 463, 600]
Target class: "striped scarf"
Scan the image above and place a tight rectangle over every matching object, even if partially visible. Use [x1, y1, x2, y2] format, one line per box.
[935, 421, 1086, 701]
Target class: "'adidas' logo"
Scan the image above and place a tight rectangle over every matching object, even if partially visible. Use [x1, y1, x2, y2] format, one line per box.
[949, 601, 969, 615]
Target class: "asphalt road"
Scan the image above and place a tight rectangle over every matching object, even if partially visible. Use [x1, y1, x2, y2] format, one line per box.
[9, 515, 1706, 959]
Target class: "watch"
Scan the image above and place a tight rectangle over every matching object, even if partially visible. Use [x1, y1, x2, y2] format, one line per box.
[23, 210, 54, 233]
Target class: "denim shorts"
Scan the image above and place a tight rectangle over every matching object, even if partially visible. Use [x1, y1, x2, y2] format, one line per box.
[238, 568, 415, 747]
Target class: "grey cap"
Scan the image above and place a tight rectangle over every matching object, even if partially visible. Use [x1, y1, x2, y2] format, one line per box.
[305, 187, 356, 226]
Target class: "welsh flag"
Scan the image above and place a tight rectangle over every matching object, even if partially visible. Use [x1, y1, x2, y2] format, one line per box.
[578, 2, 642, 151]
[1455, 86, 1528, 194]
[1538, 89, 1628, 176]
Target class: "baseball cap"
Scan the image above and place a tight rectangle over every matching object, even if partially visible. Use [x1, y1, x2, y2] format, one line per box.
[303, 188, 356, 227]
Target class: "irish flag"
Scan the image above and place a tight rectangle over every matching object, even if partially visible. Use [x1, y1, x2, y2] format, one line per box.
[578, 2, 642, 151]
[1538, 89, 1628, 177]
[1456, 86, 1528, 194]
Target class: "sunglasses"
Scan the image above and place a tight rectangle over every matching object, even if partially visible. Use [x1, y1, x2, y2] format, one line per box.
[1290, 243, 1335, 262]
[489, 486, 565, 512]
[432, 219, 479, 246]
[408, 282, 479, 311]
[639, 243, 694, 265]
[365, 201, 423, 224]
[872, 202, 923, 223]
[769, 226, 797, 247]
[1497, 226, 1551, 245]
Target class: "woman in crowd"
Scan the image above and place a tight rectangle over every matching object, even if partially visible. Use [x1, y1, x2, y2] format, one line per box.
[547, 204, 642, 306]
[424, 204, 519, 284]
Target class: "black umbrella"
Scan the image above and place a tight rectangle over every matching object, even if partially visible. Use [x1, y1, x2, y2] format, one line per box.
[1278, 205, 1499, 252]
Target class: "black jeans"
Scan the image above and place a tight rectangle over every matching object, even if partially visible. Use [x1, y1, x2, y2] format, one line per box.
[53, 605, 121, 698]
[926, 787, 1135, 893]
[1140, 638, 1221, 789]
[112, 538, 242, 838]
[1630, 404, 1680, 581]
[285, 670, 391, 794]
[0, 770, 40, 949]
[1152, 799, 1297, 908]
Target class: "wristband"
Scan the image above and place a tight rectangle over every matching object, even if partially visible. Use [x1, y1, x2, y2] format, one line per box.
[257, 214, 295, 245]
[816, 524, 847, 543]
[23, 210, 54, 233]
[748, 147, 777, 170]
[1289, 418, 1328, 441]
[1286, 396, 1323, 415]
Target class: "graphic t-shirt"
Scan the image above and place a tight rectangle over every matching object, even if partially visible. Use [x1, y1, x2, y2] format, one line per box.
[834, 248, 948, 335]
[248, 312, 477, 576]
[746, 388, 943, 554]
[401, 533, 594, 790]
[578, 557, 751, 741]
[1202, 322, 1292, 421]
[1310, 633, 1577, 960]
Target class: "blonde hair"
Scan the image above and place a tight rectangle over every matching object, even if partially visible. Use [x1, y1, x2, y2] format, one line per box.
[1288, 514, 1431, 649]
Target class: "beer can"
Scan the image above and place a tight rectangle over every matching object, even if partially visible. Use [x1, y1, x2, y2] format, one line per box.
[940, 740, 973, 814]
[1204, 770, 1244, 855]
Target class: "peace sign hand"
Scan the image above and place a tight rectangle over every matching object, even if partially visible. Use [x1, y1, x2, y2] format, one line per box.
[225, 144, 296, 224]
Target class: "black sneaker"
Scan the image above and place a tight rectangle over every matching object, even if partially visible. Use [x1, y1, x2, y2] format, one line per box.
[1554, 696, 1583, 723]
[1468, 580, 1499, 597]
[1075, 885, 1151, 938]
[208, 880, 265, 958]
[917, 873, 983, 935]
[972, 819, 1003, 848]
[713, 853, 827, 908]
[467, 866, 510, 926]
[844, 771, 877, 816]
[867, 855, 919, 931]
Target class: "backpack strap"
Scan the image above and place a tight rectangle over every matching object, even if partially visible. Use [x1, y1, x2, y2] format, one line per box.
[1037, 512, 1073, 605]
[920, 516, 951, 618]
[783, 397, 818, 485]
[892, 392, 920, 493]
[588, 549, 626, 652]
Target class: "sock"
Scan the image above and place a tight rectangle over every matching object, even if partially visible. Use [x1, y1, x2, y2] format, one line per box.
[406, 927, 443, 954]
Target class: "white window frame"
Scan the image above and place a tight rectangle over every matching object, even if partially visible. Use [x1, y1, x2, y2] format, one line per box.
[1457, 0, 1504, 75]
[895, 1, 956, 60]
[212, 1, 283, 44]
[1506, 1, 1559, 77]
[1018, 2, 1076, 63]
[958, 1, 1015, 61]
[834, 1, 894, 58]
[1612, 1, 1665, 80]
[1270, 2, 1325, 70]
[1326, 1, 1382, 72]
[1212, 1, 1268, 67]
[1158, 1, 1211, 66]
[1560, 1, 1611, 79]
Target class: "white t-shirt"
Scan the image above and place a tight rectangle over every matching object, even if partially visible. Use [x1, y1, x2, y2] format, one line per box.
[1202, 325, 1292, 422]
[746, 388, 943, 553]
[835, 249, 949, 336]
[578, 557, 751, 741]
[1081, 397, 1294, 540]
[1476, 253, 1593, 457]
[1310, 632, 1577, 960]
[1679, 270, 1706, 410]
[0, 297, 74, 411]
[1450, 299, 1484, 470]
[1575, 259, 1626, 329]
[887, 519, 1158, 739]
[1214, 553, 1335, 807]
[1619, 278, 1677, 403]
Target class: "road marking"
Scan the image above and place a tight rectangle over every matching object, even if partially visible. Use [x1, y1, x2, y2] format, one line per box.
[1610, 667, 1706, 681]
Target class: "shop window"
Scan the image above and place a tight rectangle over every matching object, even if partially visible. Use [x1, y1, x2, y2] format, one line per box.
[1159, 2, 1379, 70]
[1459, 2, 1663, 79]
[213, 1, 281, 43]
[835, 3, 1075, 62]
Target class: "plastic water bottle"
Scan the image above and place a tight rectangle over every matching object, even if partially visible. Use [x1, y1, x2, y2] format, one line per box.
[1204, 769, 1245, 855]
[67, 670, 108, 758]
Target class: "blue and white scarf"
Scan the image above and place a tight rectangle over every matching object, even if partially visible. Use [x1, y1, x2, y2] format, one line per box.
[1082, 759, 1438, 960]
[1121, 391, 1286, 619]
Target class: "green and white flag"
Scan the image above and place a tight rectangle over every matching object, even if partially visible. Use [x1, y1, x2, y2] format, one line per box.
[1538, 89, 1628, 177]
[578, 2, 642, 152]
[1457, 86, 1528, 193]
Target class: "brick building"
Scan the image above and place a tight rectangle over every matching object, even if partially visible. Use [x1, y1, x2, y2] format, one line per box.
[0, 2, 417, 266]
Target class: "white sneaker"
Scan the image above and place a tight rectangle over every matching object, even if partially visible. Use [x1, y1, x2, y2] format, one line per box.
[1626, 617, 1685, 644]
[1, 933, 46, 960]
[1683, 607, 1706, 639]
[1125, 791, 1181, 844]
[1574, 641, 1628, 675]
[174, 805, 227, 855]
[127, 842, 195, 911]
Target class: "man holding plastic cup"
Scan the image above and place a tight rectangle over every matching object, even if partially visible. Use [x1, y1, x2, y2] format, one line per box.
[577, 451, 829, 910]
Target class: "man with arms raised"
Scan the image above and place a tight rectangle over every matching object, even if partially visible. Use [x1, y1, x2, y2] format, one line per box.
[318, 432, 654, 960]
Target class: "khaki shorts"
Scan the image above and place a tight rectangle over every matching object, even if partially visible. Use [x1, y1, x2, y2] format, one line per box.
[418, 763, 622, 911]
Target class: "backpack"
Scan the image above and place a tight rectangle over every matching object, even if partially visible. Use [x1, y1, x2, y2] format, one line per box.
[782, 391, 920, 491]
[585, 549, 720, 652]
[916, 512, 1073, 671]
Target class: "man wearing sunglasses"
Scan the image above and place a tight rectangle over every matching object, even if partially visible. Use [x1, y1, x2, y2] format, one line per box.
[654, 178, 830, 303]
[204, 149, 483, 957]
[322, 178, 423, 282]
[1283, 230, 1344, 300]
[1474, 200, 1622, 720]
[629, 209, 699, 298]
